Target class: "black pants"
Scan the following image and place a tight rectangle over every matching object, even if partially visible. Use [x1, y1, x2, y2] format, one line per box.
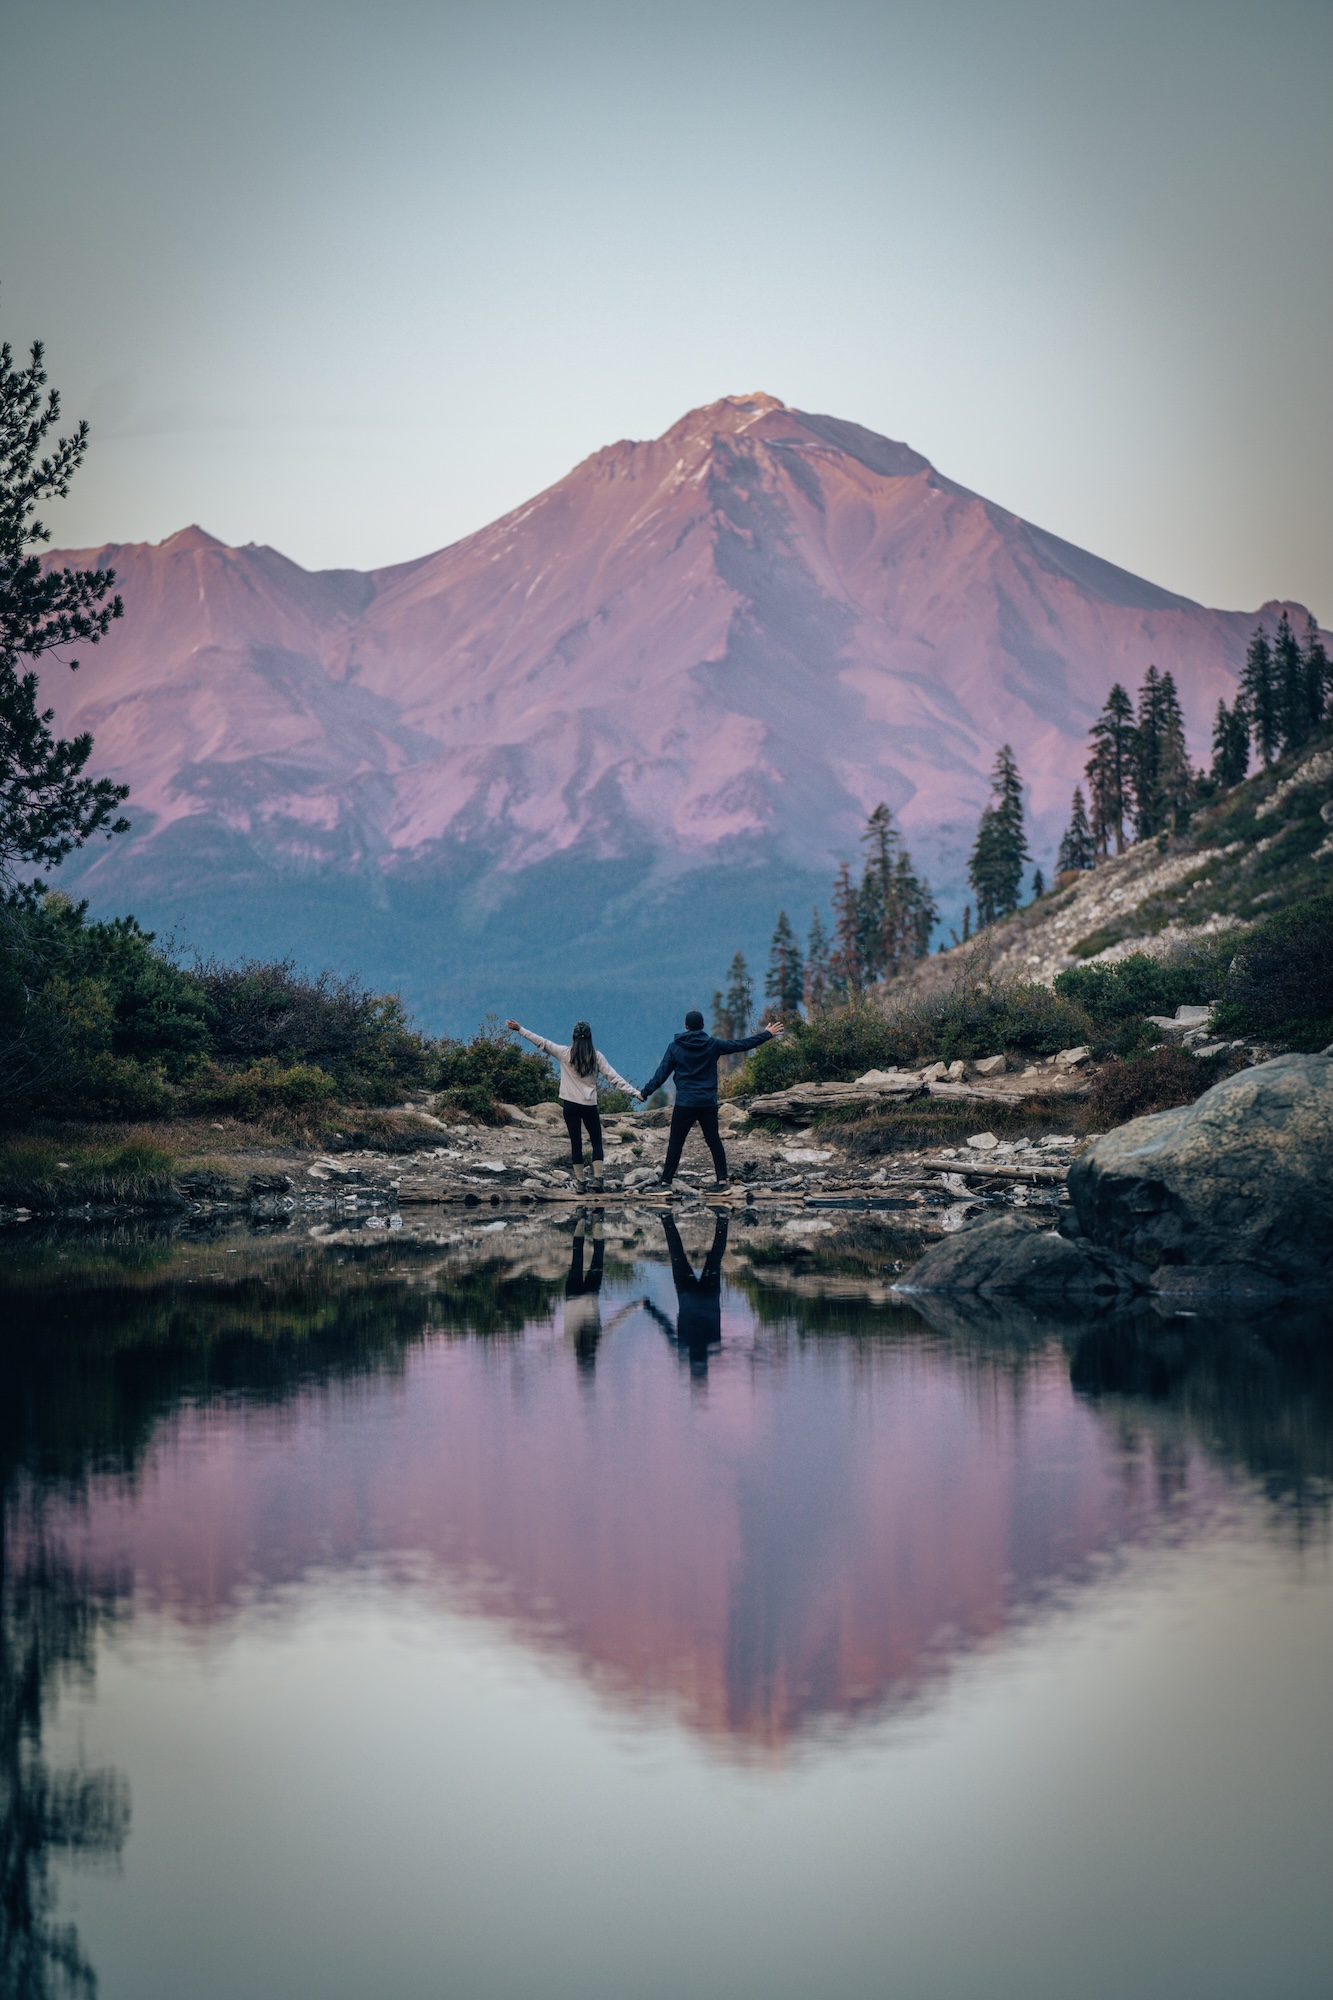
[662, 1103, 726, 1182]
[562, 1101, 604, 1164]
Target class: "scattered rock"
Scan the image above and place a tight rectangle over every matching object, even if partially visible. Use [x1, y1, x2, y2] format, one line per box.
[1054, 1045, 1091, 1070]
[967, 1132, 998, 1151]
[1068, 1054, 1332, 1290]
[970, 1054, 1008, 1076]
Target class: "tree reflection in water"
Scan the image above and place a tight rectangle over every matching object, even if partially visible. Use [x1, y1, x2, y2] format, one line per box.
[0, 1542, 129, 2000]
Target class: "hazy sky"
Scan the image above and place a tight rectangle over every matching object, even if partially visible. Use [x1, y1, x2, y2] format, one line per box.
[3, 0, 1329, 618]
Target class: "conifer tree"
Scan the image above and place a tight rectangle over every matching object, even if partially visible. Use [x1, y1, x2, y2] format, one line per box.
[1302, 615, 1330, 734]
[1056, 785, 1095, 872]
[1239, 627, 1279, 767]
[764, 910, 804, 1018]
[1031, 867, 1045, 899]
[967, 745, 1028, 926]
[803, 908, 830, 1015]
[1273, 610, 1307, 754]
[1132, 666, 1191, 838]
[1, 332, 129, 877]
[1210, 699, 1249, 789]
[830, 861, 863, 998]
[1085, 684, 1136, 854]
[720, 951, 753, 1037]
[854, 802, 937, 979]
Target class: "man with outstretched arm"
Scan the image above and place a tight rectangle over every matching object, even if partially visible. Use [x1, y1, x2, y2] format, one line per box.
[641, 1009, 783, 1194]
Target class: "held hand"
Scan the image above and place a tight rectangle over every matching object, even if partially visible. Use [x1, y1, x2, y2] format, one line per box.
[505, 1019, 520, 1031]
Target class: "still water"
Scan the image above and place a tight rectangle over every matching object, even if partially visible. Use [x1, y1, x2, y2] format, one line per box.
[1, 1214, 1328, 2000]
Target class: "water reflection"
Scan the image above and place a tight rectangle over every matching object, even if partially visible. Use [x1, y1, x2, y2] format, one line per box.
[644, 1213, 729, 1377]
[0, 1220, 1327, 1989]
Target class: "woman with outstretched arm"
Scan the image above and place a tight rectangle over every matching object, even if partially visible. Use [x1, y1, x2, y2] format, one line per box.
[506, 1018, 641, 1195]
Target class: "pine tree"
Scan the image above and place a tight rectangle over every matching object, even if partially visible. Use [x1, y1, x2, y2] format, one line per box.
[1273, 611, 1307, 754]
[1210, 700, 1249, 789]
[1056, 786, 1095, 872]
[854, 802, 937, 979]
[1239, 627, 1279, 767]
[967, 745, 1028, 926]
[1301, 615, 1330, 737]
[803, 908, 830, 1015]
[1085, 684, 1136, 854]
[1, 333, 130, 878]
[1133, 666, 1191, 838]
[724, 951, 752, 1037]
[1031, 867, 1045, 899]
[830, 861, 863, 998]
[764, 910, 804, 1018]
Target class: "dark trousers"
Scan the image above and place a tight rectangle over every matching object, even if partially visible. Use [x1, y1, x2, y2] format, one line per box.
[662, 1103, 726, 1182]
[562, 1101, 604, 1163]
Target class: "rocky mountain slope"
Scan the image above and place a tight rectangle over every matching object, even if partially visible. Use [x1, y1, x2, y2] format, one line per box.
[902, 740, 1333, 997]
[40, 394, 1322, 1063]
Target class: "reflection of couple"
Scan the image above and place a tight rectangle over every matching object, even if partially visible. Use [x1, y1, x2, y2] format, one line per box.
[510, 1009, 781, 1195]
[644, 1213, 729, 1377]
[562, 1211, 729, 1378]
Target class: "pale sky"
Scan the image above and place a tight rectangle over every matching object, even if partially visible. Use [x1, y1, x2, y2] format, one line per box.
[3, 0, 1329, 620]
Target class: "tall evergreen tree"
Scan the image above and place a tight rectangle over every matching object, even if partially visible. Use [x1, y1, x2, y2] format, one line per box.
[803, 907, 830, 1015]
[1239, 627, 1279, 767]
[1056, 785, 1095, 872]
[855, 802, 937, 979]
[1031, 867, 1045, 899]
[711, 951, 753, 1038]
[1132, 665, 1191, 838]
[1085, 684, 1135, 854]
[829, 861, 863, 998]
[764, 910, 804, 1018]
[1, 333, 129, 878]
[967, 745, 1028, 926]
[1210, 699, 1249, 789]
[1273, 610, 1307, 753]
[1302, 615, 1330, 733]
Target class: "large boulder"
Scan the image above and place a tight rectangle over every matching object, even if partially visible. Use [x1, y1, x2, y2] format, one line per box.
[895, 1211, 1140, 1298]
[1068, 1054, 1333, 1289]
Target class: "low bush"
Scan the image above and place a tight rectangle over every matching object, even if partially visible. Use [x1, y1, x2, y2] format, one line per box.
[732, 977, 1094, 1096]
[1210, 895, 1332, 1050]
[184, 1061, 338, 1120]
[433, 1024, 559, 1124]
[1054, 948, 1230, 1027]
[829, 1096, 1086, 1156]
[1086, 1046, 1230, 1128]
[195, 958, 433, 1099]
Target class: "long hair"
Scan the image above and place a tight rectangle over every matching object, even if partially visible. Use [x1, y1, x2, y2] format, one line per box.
[570, 1020, 596, 1078]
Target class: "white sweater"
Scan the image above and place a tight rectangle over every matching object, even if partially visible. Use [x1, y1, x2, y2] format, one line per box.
[515, 1027, 638, 1106]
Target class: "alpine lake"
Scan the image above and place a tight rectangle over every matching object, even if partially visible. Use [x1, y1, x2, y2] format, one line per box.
[2, 1196, 1328, 2000]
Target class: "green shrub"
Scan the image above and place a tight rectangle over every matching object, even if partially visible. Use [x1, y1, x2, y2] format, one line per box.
[195, 958, 432, 1096]
[434, 1027, 559, 1110]
[185, 1060, 337, 1120]
[1054, 949, 1230, 1027]
[732, 979, 1094, 1096]
[1211, 895, 1332, 1050]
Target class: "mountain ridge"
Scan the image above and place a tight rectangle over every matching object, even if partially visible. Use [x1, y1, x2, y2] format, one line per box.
[37, 393, 1322, 1058]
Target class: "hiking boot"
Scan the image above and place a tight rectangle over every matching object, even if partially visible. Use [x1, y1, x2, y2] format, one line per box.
[713, 1178, 731, 1194]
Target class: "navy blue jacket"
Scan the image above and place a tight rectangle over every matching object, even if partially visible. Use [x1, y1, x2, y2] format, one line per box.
[642, 1028, 774, 1108]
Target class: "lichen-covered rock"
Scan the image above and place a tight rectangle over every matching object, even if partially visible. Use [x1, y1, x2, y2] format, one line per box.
[896, 1212, 1137, 1297]
[1068, 1054, 1333, 1289]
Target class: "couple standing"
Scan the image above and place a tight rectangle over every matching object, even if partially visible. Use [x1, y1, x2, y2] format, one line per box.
[505, 1009, 783, 1195]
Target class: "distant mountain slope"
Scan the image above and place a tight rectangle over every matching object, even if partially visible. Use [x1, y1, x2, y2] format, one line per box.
[900, 738, 1333, 998]
[38, 393, 1321, 1060]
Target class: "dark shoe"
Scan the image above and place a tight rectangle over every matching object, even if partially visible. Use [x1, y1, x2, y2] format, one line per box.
[713, 1177, 731, 1192]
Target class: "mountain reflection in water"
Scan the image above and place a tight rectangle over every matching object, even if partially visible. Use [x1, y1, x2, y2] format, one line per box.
[0, 1218, 1327, 1993]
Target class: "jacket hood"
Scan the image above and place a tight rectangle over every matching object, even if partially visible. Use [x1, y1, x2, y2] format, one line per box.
[674, 1030, 713, 1049]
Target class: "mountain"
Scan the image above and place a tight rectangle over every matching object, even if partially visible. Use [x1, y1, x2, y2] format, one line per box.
[39, 393, 1316, 1066]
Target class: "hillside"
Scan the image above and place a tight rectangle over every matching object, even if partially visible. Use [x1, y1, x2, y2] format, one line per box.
[39, 393, 1324, 1067]
[900, 738, 1333, 998]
